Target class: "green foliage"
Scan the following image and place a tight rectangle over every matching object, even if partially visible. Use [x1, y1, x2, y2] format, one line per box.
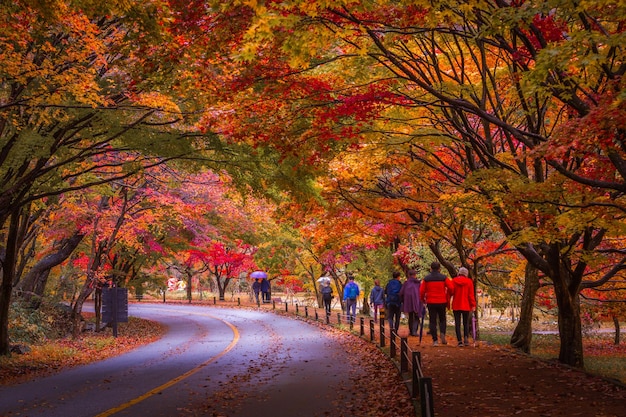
[347, 246, 394, 284]
[8, 301, 73, 344]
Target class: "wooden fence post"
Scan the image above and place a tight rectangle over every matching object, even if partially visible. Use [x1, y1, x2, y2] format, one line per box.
[390, 329, 397, 358]
[412, 351, 422, 397]
[419, 377, 434, 417]
[400, 337, 409, 373]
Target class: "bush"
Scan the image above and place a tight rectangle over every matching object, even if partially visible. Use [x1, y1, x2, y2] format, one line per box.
[9, 301, 74, 344]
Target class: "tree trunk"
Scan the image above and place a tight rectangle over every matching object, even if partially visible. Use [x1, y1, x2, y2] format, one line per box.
[16, 233, 85, 308]
[94, 288, 102, 331]
[518, 242, 586, 368]
[614, 315, 620, 346]
[72, 259, 101, 338]
[71, 282, 94, 338]
[0, 210, 20, 355]
[511, 263, 540, 353]
[215, 271, 227, 301]
[186, 272, 192, 303]
[553, 280, 584, 367]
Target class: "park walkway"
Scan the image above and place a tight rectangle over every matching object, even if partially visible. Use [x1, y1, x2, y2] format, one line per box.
[238, 297, 626, 417]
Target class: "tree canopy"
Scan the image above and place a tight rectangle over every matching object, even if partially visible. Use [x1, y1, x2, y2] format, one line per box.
[1, 0, 625, 369]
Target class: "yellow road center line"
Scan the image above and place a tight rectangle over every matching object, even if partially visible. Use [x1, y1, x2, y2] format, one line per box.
[95, 312, 240, 417]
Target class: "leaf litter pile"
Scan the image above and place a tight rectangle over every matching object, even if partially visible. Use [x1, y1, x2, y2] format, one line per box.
[417, 340, 626, 417]
[327, 326, 416, 416]
[0, 316, 165, 386]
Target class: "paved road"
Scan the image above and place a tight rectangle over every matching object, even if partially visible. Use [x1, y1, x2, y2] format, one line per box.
[0, 304, 357, 417]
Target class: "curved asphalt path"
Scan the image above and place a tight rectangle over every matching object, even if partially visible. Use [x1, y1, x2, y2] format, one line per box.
[0, 304, 357, 417]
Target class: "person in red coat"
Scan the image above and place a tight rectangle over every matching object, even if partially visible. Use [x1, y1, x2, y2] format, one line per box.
[451, 267, 477, 347]
[420, 262, 454, 346]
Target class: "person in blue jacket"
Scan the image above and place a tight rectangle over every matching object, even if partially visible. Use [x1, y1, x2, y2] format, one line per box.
[385, 271, 403, 332]
[369, 279, 385, 322]
[343, 273, 360, 323]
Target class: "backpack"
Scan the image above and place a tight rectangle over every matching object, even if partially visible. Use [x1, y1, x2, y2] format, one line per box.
[385, 279, 402, 306]
[345, 282, 359, 300]
[321, 285, 333, 299]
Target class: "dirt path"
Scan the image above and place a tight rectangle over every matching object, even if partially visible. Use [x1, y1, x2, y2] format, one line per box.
[411, 339, 626, 417]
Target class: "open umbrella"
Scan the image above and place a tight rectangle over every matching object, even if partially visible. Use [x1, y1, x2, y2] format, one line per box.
[250, 271, 268, 279]
[317, 276, 331, 284]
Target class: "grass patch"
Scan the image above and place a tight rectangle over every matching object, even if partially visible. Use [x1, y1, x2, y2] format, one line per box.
[585, 356, 626, 383]
[481, 330, 626, 383]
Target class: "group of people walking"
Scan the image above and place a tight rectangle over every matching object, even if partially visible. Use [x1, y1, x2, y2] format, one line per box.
[252, 278, 271, 304]
[322, 262, 476, 346]
[390, 262, 476, 346]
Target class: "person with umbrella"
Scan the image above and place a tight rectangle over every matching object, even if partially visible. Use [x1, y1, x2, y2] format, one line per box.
[252, 279, 261, 304]
[251, 271, 270, 304]
[261, 278, 271, 303]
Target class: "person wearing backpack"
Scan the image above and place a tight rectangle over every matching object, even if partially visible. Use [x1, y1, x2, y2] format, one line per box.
[321, 281, 333, 317]
[343, 273, 360, 323]
[369, 279, 385, 322]
[399, 269, 424, 337]
[384, 271, 403, 332]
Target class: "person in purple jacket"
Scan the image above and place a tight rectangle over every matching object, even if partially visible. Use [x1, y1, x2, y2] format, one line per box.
[399, 269, 424, 337]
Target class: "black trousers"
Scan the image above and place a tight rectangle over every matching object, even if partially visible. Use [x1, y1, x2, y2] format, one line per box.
[454, 310, 470, 342]
[427, 303, 447, 341]
[386, 304, 401, 331]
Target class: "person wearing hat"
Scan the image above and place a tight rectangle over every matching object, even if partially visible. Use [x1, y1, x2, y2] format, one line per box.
[450, 267, 476, 346]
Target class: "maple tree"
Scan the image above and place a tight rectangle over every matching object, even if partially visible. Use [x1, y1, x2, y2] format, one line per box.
[3, 1, 625, 374]
[0, 0, 195, 354]
[0, 0, 296, 354]
[208, 0, 626, 368]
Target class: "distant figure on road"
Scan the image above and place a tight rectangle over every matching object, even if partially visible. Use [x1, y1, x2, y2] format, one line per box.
[252, 279, 261, 304]
[321, 281, 333, 316]
[420, 262, 453, 346]
[343, 273, 360, 323]
[451, 267, 476, 347]
[399, 269, 423, 337]
[384, 271, 403, 332]
[261, 278, 271, 303]
[370, 279, 385, 322]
